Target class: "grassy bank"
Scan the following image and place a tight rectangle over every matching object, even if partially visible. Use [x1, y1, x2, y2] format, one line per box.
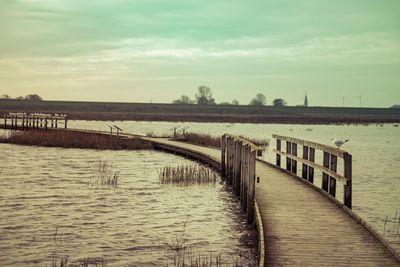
[0, 130, 153, 150]
[1, 99, 400, 124]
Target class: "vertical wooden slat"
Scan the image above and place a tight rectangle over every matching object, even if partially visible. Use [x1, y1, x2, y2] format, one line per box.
[247, 149, 256, 224]
[64, 117, 68, 129]
[235, 140, 242, 197]
[243, 145, 249, 211]
[344, 153, 352, 209]
[221, 135, 226, 179]
[286, 141, 292, 171]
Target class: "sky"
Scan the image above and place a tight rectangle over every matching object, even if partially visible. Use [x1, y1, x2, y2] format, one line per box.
[0, 0, 399, 107]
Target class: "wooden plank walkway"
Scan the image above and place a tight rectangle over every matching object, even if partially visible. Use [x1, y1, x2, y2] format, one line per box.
[144, 137, 400, 266]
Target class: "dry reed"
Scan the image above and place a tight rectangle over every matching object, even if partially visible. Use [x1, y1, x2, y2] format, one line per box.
[179, 132, 270, 151]
[88, 161, 120, 187]
[0, 130, 153, 150]
[158, 165, 218, 185]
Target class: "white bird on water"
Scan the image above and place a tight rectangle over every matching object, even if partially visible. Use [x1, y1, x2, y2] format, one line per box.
[331, 138, 349, 148]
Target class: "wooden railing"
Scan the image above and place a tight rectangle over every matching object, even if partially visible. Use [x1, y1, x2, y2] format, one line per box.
[221, 134, 259, 224]
[272, 134, 353, 209]
[3, 113, 68, 130]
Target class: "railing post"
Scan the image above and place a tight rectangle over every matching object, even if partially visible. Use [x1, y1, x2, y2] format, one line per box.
[322, 152, 330, 192]
[221, 135, 226, 179]
[4, 115, 7, 130]
[247, 149, 256, 224]
[302, 145, 309, 180]
[343, 153, 352, 209]
[276, 139, 281, 166]
[65, 117, 68, 129]
[286, 141, 292, 171]
[329, 155, 337, 197]
[291, 142, 297, 174]
[308, 148, 315, 183]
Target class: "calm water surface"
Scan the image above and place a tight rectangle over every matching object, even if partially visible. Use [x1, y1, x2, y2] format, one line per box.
[0, 143, 257, 266]
[69, 120, 400, 252]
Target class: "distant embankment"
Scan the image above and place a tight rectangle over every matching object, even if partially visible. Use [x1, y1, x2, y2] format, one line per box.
[1, 100, 399, 124]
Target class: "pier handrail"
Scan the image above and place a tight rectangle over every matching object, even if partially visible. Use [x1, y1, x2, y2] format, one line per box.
[272, 134, 352, 209]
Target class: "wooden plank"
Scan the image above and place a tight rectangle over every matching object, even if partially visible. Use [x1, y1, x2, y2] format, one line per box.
[221, 135, 226, 179]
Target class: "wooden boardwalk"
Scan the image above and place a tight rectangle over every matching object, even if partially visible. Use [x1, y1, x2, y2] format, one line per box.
[144, 137, 399, 267]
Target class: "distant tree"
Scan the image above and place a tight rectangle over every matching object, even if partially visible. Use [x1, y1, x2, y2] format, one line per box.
[273, 98, 287, 107]
[172, 95, 194, 104]
[249, 93, 266, 106]
[25, 94, 43, 101]
[232, 99, 239, 105]
[1, 94, 11, 100]
[219, 101, 231, 105]
[391, 104, 400, 108]
[15, 96, 24, 100]
[195, 86, 215, 105]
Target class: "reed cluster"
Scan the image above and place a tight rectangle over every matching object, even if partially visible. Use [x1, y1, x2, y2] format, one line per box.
[179, 132, 270, 151]
[159, 165, 218, 185]
[179, 132, 221, 148]
[238, 135, 270, 150]
[383, 210, 400, 237]
[0, 130, 153, 150]
[88, 161, 120, 188]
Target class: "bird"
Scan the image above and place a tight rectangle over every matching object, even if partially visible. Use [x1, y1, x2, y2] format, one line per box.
[331, 138, 349, 148]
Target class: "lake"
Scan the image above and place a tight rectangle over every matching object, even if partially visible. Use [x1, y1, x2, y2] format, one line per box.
[0, 142, 257, 266]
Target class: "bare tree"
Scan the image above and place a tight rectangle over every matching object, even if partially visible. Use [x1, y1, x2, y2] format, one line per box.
[232, 99, 239, 105]
[195, 86, 215, 105]
[273, 98, 287, 107]
[25, 94, 43, 101]
[172, 95, 194, 104]
[1, 94, 12, 100]
[249, 93, 266, 106]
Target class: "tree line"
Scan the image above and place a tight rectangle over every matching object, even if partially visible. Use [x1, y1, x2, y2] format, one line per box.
[173, 86, 287, 106]
[1, 94, 43, 101]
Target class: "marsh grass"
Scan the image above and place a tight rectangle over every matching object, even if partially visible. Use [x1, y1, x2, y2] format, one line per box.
[88, 161, 120, 187]
[0, 130, 153, 150]
[158, 165, 218, 185]
[383, 210, 400, 238]
[164, 216, 244, 267]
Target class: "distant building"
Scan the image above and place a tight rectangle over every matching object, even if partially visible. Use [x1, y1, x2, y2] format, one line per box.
[304, 94, 308, 107]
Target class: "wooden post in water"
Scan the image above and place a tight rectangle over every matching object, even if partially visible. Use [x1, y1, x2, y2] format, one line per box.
[221, 135, 226, 179]
[235, 140, 243, 197]
[242, 145, 249, 211]
[228, 137, 234, 186]
[343, 153, 352, 209]
[247, 149, 256, 224]
[226, 136, 232, 185]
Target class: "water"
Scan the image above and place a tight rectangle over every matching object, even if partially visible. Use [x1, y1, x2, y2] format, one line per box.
[68, 120, 400, 252]
[0, 144, 257, 266]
